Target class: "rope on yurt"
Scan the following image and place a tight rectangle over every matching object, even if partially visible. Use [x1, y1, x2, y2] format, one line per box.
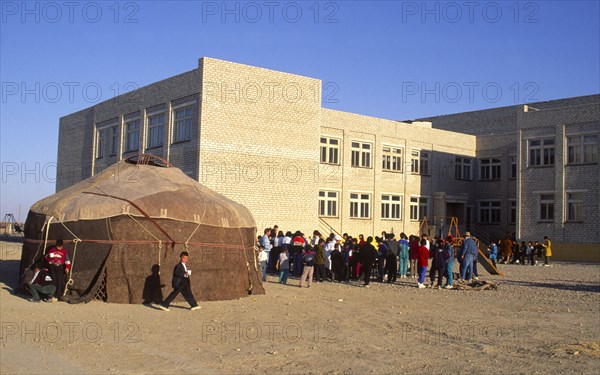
[87, 186, 162, 243]
[184, 189, 207, 250]
[42, 216, 54, 255]
[236, 227, 254, 293]
[157, 240, 163, 268]
[63, 238, 81, 297]
[55, 219, 83, 297]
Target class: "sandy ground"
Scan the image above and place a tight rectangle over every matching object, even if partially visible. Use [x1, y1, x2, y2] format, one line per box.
[1, 239, 599, 375]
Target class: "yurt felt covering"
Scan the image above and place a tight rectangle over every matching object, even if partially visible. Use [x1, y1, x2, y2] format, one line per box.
[20, 158, 265, 304]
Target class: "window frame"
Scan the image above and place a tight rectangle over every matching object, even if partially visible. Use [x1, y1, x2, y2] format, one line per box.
[538, 193, 555, 222]
[95, 127, 105, 159]
[320, 136, 341, 165]
[381, 194, 402, 220]
[567, 134, 598, 165]
[349, 192, 371, 219]
[110, 125, 119, 156]
[528, 138, 555, 167]
[479, 158, 502, 181]
[478, 200, 501, 224]
[382, 145, 403, 173]
[410, 150, 429, 175]
[509, 155, 517, 179]
[566, 191, 584, 222]
[455, 156, 473, 180]
[351, 141, 372, 169]
[509, 199, 517, 224]
[409, 196, 429, 221]
[124, 118, 140, 153]
[147, 112, 165, 149]
[318, 190, 339, 218]
[173, 106, 194, 143]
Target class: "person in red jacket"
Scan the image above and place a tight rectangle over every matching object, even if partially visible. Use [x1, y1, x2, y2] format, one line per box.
[44, 239, 71, 299]
[417, 239, 429, 288]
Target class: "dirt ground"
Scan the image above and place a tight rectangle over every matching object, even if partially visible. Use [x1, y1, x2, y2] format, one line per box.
[1, 239, 599, 374]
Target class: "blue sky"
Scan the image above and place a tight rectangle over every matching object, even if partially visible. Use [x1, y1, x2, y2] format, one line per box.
[1, 0, 599, 220]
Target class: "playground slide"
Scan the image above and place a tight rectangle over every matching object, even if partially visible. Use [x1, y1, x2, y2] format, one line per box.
[478, 248, 502, 276]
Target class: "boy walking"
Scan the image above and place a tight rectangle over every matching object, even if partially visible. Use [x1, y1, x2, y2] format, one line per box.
[158, 251, 201, 311]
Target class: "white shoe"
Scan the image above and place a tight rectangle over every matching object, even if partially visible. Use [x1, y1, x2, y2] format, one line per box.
[444, 285, 454, 289]
[157, 305, 170, 312]
[473, 276, 479, 281]
[418, 283, 426, 289]
[190, 306, 201, 311]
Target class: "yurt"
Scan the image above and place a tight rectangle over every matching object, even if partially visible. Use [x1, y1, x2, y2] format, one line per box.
[19, 154, 265, 304]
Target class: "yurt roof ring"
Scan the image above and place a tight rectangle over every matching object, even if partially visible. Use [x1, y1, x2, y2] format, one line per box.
[125, 154, 174, 168]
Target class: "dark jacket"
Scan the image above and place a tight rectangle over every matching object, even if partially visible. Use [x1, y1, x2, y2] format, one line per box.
[35, 268, 54, 287]
[171, 262, 189, 289]
[361, 243, 377, 266]
[384, 240, 400, 256]
[314, 244, 325, 265]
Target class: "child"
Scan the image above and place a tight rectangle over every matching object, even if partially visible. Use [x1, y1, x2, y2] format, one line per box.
[299, 246, 316, 288]
[277, 247, 290, 284]
[520, 241, 528, 265]
[488, 241, 498, 267]
[528, 241, 536, 266]
[258, 245, 268, 282]
[159, 251, 201, 311]
[444, 235, 455, 289]
[417, 239, 429, 288]
[398, 233, 410, 278]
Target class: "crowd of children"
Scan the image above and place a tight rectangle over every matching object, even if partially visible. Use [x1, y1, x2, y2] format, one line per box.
[257, 226, 554, 290]
[488, 236, 553, 267]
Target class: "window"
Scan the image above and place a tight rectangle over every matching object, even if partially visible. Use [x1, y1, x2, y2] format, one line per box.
[539, 193, 554, 222]
[318, 191, 338, 217]
[320, 137, 340, 165]
[509, 155, 517, 179]
[351, 142, 372, 168]
[411, 150, 429, 175]
[173, 106, 193, 143]
[125, 119, 140, 152]
[479, 201, 501, 224]
[568, 135, 598, 164]
[381, 194, 402, 220]
[350, 193, 371, 219]
[455, 157, 472, 180]
[147, 113, 165, 148]
[479, 158, 501, 180]
[95, 128, 105, 159]
[529, 138, 555, 166]
[382, 146, 403, 172]
[509, 200, 516, 224]
[566, 192, 584, 222]
[409, 196, 429, 221]
[110, 126, 119, 156]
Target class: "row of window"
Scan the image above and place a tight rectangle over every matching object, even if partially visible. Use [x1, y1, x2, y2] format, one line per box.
[318, 191, 428, 221]
[320, 192, 586, 224]
[537, 192, 584, 222]
[529, 135, 598, 167]
[479, 191, 586, 225]
[321, 137, 430, 175]
[96, 106, 194, 158]
[319, 134, 599, 181]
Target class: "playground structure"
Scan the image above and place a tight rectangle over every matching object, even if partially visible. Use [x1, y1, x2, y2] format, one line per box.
[419, 216, 502, 276]
[1, 213, 24, 236]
